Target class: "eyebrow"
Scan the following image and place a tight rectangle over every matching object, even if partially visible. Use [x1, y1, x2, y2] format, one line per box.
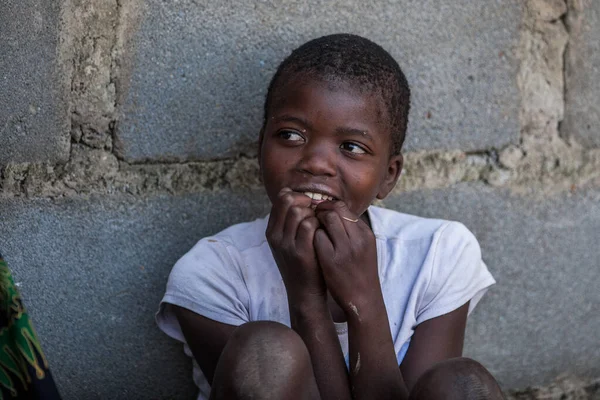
[272, 115, 313, 129]
[335, 127, 373, 140]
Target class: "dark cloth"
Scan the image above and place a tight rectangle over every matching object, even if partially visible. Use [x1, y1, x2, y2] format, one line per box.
[0, 252, 61, 400]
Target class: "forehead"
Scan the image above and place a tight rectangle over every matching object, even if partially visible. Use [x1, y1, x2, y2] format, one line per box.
[268, 78, 391, 137]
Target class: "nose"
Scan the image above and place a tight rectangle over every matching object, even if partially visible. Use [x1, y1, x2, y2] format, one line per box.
[297, 142, 337, 177]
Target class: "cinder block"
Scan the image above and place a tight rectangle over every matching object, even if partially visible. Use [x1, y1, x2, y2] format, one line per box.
[383, 184, 600, 388]
[563, 2, 600, 147]
[0, 0, 70, 165]
[118, 0, 522, 162]
[0, 191, 270, 399]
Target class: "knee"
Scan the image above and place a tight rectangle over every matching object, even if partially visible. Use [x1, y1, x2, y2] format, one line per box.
[409, 358, 505, 400]
[225, 321, 309, 362]
[212, 321, 315, 399]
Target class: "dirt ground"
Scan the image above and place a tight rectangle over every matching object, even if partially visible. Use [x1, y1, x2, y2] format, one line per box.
[506, 376, 600, 400]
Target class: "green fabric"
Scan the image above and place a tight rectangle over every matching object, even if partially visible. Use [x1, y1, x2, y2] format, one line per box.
[0, 255, 59, 399]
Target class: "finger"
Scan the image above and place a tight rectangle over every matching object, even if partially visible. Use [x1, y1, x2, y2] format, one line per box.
[296, 216, 319, 250]
[315, 201, 363, 234]
[267, 188, 292, 233]
[314, 228, 335, 263]
[315, 209, 348, 249]
[267, 188, 312, 236]
[283, 206, 314, 242]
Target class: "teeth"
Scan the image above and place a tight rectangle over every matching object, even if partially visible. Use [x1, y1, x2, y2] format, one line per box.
[303, 192, 334, 201]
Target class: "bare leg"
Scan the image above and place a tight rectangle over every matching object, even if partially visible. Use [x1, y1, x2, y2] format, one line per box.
[210, 321, 321, 400]
[409, 357, 505, 400]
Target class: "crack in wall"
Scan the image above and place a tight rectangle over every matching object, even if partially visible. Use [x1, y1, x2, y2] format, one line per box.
[0, 0, 599, 200]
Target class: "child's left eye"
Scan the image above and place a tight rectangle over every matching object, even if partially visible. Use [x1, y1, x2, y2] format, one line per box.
[340, 142, 367, 154]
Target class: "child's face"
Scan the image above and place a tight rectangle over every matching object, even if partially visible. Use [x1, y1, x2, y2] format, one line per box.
[259, 79, 403, 217]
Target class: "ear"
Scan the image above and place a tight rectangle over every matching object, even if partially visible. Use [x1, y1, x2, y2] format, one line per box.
[376, 153, 403, 199]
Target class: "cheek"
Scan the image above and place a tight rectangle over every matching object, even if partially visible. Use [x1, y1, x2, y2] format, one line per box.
[261, 152, 291, 185]
[264, 156, 289, 174]
[351, 167, 379, 190]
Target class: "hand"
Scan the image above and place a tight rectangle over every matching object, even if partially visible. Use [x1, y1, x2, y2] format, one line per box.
[313, 201, 382, 319]
[266, 188, 327, 306]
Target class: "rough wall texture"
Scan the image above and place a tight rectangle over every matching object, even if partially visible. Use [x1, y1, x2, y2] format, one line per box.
[0, 0, 70, 165]
[117, 0, 522, 161]
[383, 185, 600, 388]
[0, 192, 270, 399]
[562, 0, 600, 147]
[0, 0, 599, 398]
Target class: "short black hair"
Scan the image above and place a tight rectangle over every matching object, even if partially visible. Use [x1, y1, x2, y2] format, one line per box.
[263, 33, 411, 155]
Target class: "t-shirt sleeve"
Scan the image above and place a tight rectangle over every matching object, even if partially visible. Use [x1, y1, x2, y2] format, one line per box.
[416, 222, 496, 325]
[155, 237, 250, 342]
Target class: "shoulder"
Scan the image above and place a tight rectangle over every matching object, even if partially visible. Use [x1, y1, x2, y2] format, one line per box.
[170, 215, 269, 281]
[369, 206, 477, 248]
[187, 214, 269, 256]
[369, 207, 494, 328]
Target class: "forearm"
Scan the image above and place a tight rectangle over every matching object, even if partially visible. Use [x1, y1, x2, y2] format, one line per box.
[347, 296, 409, 400]
[290, 298, 352, 400]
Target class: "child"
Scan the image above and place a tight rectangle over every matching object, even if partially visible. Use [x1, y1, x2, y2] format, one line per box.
[156, 34, 504, 400]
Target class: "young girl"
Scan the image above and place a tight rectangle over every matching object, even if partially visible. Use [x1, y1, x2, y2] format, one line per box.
[156, 34, 504, 400]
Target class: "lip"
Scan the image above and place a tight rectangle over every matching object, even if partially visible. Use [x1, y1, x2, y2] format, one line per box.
[292, 184, 339, 204]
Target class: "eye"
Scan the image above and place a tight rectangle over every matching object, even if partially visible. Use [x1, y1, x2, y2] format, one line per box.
[278, 130, 304, 142]
[340, 142, 367, 154]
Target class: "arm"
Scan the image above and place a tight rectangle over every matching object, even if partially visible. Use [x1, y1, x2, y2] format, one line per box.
[347, 300, 469, 398]
[288, 297, 351, 400]
[314, 202, 471, 400]
[173, 306, 237, 385]
[267, 188, 351, 400]
[314, 201, 407, 400]
[400, 302, 469, 390]
[345, 292, 409, 400]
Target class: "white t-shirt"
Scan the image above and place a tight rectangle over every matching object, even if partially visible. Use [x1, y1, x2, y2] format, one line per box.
[156, 206, 496, 400]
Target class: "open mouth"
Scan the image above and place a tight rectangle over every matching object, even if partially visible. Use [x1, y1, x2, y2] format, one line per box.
[299, 191, 336, 209]
[302, 191, 335, 202]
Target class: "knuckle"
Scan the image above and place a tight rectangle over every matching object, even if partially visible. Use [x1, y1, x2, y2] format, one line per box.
[280, 193, 294, 205]
[290, 206, 304, 219]
[299, 218, 317, 231]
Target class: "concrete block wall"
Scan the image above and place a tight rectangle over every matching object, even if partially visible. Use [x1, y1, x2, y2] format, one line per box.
[1, 0, 599, 398]
[118, 0, 521, 161]
[0, 0, 70, 165]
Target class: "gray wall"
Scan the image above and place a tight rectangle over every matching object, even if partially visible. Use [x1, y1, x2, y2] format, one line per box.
[1, 0, 599, 398]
